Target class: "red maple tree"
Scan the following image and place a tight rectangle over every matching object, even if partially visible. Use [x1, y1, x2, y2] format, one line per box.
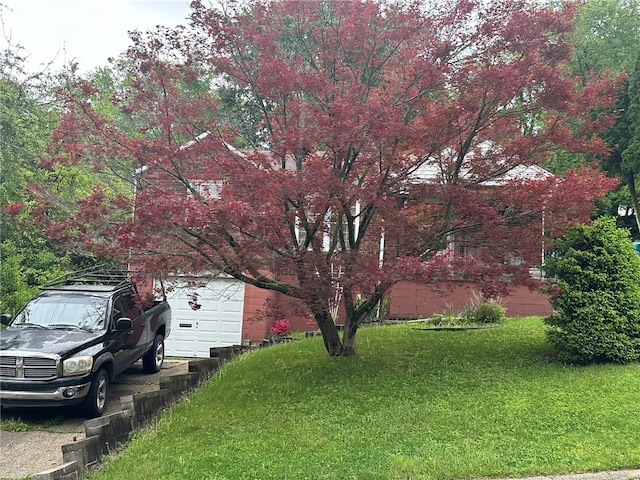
[33, 0, 621, 356]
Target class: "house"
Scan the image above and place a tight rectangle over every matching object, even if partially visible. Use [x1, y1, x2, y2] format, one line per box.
[134, 137, 553, 358]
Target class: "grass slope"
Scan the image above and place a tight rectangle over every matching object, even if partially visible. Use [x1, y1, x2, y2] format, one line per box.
[91, 318, 640, 480]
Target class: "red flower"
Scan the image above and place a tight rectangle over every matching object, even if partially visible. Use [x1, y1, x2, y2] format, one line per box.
[270, 319, 290, 337]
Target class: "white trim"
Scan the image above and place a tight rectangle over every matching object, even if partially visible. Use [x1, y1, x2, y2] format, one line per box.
[354, 200, 361, 242]
[378, 225, 385, 269]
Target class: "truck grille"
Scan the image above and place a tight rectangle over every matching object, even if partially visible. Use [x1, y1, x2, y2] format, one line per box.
[0, 355, 59, 380]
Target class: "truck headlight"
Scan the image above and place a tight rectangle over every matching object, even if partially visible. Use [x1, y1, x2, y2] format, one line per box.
[63, 356, 93, 376]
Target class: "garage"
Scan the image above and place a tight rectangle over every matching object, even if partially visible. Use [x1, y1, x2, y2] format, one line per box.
[163, 277, 245, 358]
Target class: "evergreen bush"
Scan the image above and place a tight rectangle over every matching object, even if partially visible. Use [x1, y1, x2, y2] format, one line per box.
[543, 217, 640, 364]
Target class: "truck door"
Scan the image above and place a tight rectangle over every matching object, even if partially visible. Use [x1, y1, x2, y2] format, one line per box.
[110, 292, 145, 375]
[122, 292, 146, 360]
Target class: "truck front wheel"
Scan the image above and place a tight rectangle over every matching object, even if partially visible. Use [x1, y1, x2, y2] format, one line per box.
[142, 334, 165, 373]
[83, 369, 109, 418]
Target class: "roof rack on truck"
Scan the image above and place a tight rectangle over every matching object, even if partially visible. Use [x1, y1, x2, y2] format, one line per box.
[42, 265, 134, 290]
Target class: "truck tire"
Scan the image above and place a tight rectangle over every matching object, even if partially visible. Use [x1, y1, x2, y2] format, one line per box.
[83, 369, 109, 418]
[142, 334, 165, 373]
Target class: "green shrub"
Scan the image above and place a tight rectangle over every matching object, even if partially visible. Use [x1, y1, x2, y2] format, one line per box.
[543, 217, 640, 364]
[429, 302, 463, 326]
[461, 295, 506, 325]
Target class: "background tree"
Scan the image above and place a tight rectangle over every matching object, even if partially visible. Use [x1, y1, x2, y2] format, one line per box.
[35, 0, 620, 356]
[560, 0, 640, 234]
[0, 45, 74, 313]
[602, 54, 640, 234]
[569, 0, 640, 80]
[0, 48, 136, 312]
[544, 217, 640, 364]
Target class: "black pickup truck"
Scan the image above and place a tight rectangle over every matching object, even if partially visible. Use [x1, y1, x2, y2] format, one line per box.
[0, 267, 171, 417]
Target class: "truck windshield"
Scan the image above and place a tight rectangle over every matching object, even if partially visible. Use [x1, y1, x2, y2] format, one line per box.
[12, 294, 108, 331]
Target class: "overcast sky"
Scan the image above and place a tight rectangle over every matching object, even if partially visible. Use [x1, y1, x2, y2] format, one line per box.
[1, 0, 192, 73]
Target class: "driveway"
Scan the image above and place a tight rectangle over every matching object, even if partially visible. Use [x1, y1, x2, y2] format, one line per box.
[0, 358, 189, 479]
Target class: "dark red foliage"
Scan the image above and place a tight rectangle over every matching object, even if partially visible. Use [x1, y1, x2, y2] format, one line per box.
[2, 202, 25, 217]
[34, 0, 622, 355]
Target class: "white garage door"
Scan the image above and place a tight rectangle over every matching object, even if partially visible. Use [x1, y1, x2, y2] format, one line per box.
[163, 277, 245, 358]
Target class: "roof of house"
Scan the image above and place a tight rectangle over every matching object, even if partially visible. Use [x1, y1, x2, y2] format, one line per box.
[139, 131, 555, 186]
[410, 162, 554, 186]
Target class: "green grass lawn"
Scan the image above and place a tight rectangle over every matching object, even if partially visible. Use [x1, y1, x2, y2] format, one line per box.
[90, 317, 640, 480]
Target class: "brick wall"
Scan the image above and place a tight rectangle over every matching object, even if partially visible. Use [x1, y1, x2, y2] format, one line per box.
[241, 284, 276, 343]
[388, 281, 552, 319]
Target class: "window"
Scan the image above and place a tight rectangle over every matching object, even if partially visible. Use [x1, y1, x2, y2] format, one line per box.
[111, 293, 141, 327]
[189, 181, 222, 199]
[13, 294, 108, 331]
[294, 213, 323, 250]
[294, 202, 361, 252]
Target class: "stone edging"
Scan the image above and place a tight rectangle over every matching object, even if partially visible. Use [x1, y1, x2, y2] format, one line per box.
[32, 345, 252, 480]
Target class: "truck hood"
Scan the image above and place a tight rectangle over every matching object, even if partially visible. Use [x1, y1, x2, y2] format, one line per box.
[0, 327, 104, 357]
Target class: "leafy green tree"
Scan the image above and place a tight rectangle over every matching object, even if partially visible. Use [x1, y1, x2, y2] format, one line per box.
[562, 0, 640, 232]
[0, 46, 77, 312]
[0, 49, 56, 215]
[544, 217, 640, 364]
[0, 47, 119, 311]
[569, 0, 640, 79]
[602, 54, 640, 234]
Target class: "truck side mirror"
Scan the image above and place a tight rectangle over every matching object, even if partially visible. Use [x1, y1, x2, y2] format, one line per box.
[116, 317, 132, 330]
[1, 314, 12, 326]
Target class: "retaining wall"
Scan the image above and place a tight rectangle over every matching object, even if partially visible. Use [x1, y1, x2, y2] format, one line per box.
[32, 347, 252, 480]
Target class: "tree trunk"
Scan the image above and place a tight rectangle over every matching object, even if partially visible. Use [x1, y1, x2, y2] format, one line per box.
[628, 173, 640, 236]
[314, 309, 344, 356]
[341, 316, 358, 356]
